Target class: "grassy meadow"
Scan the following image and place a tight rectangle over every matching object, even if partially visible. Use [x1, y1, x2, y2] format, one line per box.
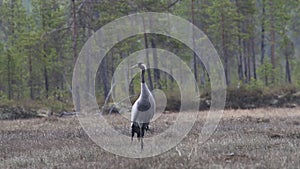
[1, 108, 300, 169]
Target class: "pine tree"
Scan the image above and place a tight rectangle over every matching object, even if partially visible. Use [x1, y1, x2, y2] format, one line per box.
[206, 0, 240, 85]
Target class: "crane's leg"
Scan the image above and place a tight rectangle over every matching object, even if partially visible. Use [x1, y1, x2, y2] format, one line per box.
[141, 137, 143, 150]
[140, 123, 148, 150]
[131, 127, 134, 141]
[137, 133, 140, 141]
[140, 124, 143, 150]
[138, 123, 142, 142]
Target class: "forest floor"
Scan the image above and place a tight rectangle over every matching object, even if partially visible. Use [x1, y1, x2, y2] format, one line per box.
[1, 108, 300, 169]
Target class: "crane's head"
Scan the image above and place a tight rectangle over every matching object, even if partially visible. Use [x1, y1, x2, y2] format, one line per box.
[138, 63, 147, 70]
[131, 62, 147, 70]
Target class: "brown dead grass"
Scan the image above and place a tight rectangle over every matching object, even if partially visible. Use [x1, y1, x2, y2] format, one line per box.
[1, 108, 300, 168]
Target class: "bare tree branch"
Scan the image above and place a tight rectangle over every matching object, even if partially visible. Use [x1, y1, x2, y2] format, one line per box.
[77, 0, 89, 13]
[168, 0, 181, 9]
[41, 26, 71, 39]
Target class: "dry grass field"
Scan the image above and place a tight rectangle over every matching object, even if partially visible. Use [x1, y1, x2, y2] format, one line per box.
[1, 108, 300, 169]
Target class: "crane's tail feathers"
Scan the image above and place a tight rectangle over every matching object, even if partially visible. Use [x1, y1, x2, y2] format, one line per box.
[131, 122, 149, 145]
[145, 124, 149, 131]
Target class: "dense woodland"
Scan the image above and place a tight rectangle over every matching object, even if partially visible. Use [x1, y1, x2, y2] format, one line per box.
[0, 0, 300, 109]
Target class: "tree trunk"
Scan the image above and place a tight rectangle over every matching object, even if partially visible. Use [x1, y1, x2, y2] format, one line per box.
[28, 50, 34, 100]
[44, 64, 49, 99]
[43, 44, 49, 99]
[101, 58, 109, 98]
[41, 1, 49, 99]
[192, 0, 198, 84]
[260, 0, 266, 65]
[251, 37, 257, 80]
[261, 0, 268, 85]
[85, 49, 90, 94]
[247, 40, 251, 82]
[269, 1, 276, 83]
[144, 34, 153, 90]
[72, 0, 78, 64]
[285, 53, 291, 84]
[284, 37, 293, 84]
[235, 0, 243, 82]
[191, 0, 207, 86]
[7, 0, 15, 100]
[7, 53, 12, 100]
[221, 15, 230, 85]
[151, 38, 161, 89]
[243, 40, 248, 83]
[127, 52, 134, 96]
[142, 18, 153, 90]
[238, 37, 244, 81]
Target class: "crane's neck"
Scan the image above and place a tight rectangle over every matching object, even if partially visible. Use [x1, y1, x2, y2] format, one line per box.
[141, 69, 145, 83]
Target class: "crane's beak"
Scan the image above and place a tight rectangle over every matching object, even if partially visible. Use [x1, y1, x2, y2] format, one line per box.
[130, 64, 138, 69]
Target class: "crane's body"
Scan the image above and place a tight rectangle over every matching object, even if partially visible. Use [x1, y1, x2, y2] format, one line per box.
[131, 63, 156, 149]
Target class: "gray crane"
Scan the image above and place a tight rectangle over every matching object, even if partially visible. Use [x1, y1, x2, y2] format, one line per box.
[130, 63, 156, 150]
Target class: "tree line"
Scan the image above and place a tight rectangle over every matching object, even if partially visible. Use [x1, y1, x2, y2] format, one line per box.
[0, 0, 299, 102]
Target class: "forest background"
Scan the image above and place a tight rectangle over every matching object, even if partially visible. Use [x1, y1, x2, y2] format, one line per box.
[0, 0, 300, 113]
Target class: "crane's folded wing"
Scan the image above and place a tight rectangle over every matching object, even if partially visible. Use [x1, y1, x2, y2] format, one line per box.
[137, 100, 151, 111]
